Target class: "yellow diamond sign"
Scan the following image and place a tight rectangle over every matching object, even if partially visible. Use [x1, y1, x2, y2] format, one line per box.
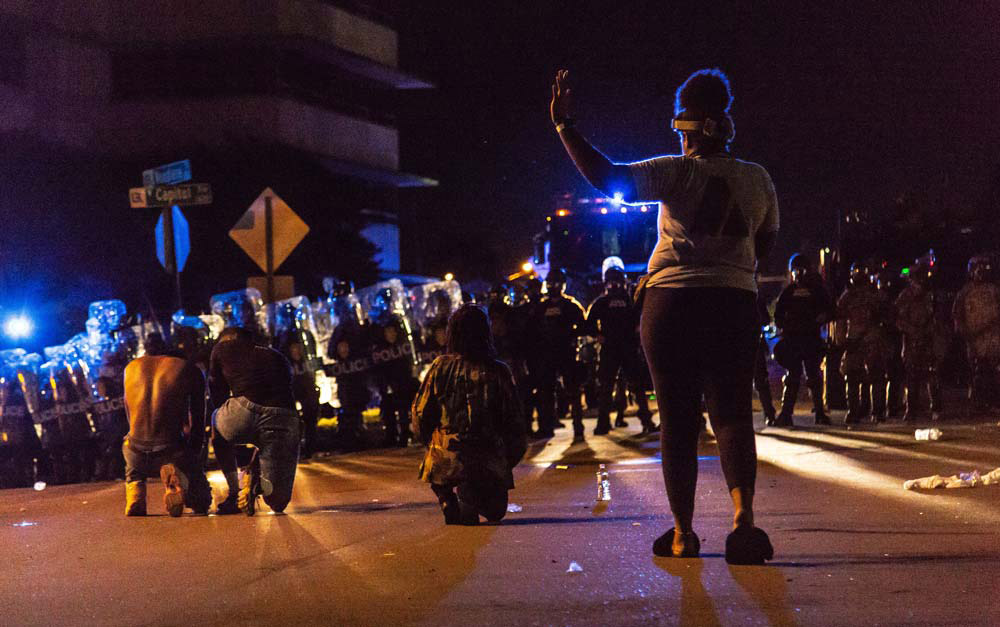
[229, 188, 309, 273]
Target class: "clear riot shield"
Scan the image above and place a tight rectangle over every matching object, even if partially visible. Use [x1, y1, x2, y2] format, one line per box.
[316, 285, 365, 364]
[269, 296, 322, 368]
[16, 354, 43, 421]
[408, 279, 462, 337]
[357, 279, 419, 369]
[0, 349, 26, 409]
[210, 288, 264, 335]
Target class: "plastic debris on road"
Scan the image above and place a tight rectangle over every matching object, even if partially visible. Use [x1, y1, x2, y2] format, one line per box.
[11, 521, 37, 527]
[506, 503, 523, 513]
[904, 467, 1000, 490]
[555, 465, 569, 470]
[914, 428, 943, 441]
[33, 481, 46, 491]
[566, 561, 583, 573]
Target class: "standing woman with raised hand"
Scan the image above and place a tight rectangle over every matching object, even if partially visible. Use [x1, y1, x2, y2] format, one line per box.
[550, 68, 778, 564]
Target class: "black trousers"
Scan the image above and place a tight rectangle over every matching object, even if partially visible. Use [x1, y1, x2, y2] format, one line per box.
[640, 287, 759, 493]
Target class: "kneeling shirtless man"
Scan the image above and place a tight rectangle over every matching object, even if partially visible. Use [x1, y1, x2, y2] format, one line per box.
[123, 340, 212, 517]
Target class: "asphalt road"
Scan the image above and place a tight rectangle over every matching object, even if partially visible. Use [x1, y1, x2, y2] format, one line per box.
[3, 407, 1000, 626]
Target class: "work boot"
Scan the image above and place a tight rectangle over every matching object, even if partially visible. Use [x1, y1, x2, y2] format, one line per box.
[869, 378, 887, 423]
[215, 494, 240, 515]
[593, 414, 612, 436]
[763, 406, 777, 426]
[125, 481, 146, 517]
[777, 378, 800, 427]
[614, 414, 628, 428]
[186, 475, 213, 515]
[844, 380, 862, 424]
[238, 457, 262, 517]
[160, 463, 189, 518]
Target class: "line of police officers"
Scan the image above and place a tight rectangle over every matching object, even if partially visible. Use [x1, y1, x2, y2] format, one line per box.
[766, 251, 1000, 426]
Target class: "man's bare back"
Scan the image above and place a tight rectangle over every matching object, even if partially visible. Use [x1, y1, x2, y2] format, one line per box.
[124, 355, 204, 452]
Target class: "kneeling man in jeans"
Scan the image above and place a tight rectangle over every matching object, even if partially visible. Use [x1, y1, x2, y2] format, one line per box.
[210, 327, 299, 515]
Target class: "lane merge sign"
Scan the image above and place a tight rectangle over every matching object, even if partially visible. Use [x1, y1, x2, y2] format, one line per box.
[129, 183, 212, 208]
[143, 159, 192, 187]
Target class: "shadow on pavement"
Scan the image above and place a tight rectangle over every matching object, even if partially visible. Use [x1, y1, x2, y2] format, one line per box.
[785, 527, 997, 536]
[289, 500, 438, 514]
[652, 558, 722, 627]
[770, 551, 1000, 568]
[502, 514, 660, 526]
[728, 564, 798, 626]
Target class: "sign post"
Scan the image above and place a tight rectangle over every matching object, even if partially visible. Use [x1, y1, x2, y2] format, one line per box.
[129, 160, 209, 311]
[265, 195, 275, 304]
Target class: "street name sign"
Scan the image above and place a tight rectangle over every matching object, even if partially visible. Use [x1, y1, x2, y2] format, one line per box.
[142, 159, 192, 187]
[229, 187, 309, 273]
[129, 183, 212, 208]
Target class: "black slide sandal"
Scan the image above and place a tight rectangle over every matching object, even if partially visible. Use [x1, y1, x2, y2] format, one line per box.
[725, 526, 774, 565]
[653, 527, 701, 557]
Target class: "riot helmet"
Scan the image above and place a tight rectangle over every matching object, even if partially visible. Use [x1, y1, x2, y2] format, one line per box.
[788, 253, 811, 284]
[524, 278, 543, 302]
[968, 255, 992, 283]
[849, 262, 872, 287]
[488, 284, 510, 306]
[604, 267, 627, 291]
[545, 268, 567, 296]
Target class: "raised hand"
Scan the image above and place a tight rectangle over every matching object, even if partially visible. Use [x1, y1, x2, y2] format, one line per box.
[550, 69, 573, 126]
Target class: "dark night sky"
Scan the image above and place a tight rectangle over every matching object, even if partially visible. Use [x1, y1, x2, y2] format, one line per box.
[3, 1, 999, 351]
[388, 1, 1000, 278]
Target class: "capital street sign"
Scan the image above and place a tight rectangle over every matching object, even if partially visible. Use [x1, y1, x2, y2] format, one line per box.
[142, 159, 192, 187]
[129, 183, 212, 208]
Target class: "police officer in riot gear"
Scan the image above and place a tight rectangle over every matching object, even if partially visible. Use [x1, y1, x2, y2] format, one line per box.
[586, 264, 656, 435]
[953, 255, 1000, 409]
[487, 284, 519, 366]
[754, 291, 777, 425]
[772, 254, 834, 426]
[533, 268, 586, 439]
[276, 302, 322, 459]
[895, 254, 944, 421]
[368, 287, 419, 447]
[0, 358, 43, 487]
[837, 262, 890, 424]
[326, 280, 371, 451]
[515, 277, 544, 432]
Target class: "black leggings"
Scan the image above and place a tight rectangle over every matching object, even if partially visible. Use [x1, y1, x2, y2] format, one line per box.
[640, 287, 759, 506]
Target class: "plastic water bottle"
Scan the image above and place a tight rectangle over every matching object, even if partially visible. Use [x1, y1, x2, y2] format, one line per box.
[596, 464, 611, 501]
[914, 428, 942, 441]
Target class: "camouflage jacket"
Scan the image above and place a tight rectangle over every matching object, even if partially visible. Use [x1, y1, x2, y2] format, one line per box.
[411, 354, 527, 488]
[953, 281, 1000, 338]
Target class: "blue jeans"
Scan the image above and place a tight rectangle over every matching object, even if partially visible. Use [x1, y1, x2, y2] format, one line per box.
[212, 397, 299, 512]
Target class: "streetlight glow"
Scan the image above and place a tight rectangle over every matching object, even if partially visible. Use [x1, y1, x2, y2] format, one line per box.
[3, 314, 33, 340]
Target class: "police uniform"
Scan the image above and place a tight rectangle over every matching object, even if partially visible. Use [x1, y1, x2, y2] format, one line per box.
[327, 321, 371, 450]
[586, 288, 654, 434]
[895, 282, 943, 419]
[533, 292, 586, 437]
[773, 275, 833, 425]
[0, 377, 42, 488]
[953, 275, 1000, 408]
[370, 316, 419, 447]
[837, 281, 890, 423]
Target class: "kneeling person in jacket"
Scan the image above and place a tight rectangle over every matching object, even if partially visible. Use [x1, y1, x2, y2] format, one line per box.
[412, 305, 527, 525]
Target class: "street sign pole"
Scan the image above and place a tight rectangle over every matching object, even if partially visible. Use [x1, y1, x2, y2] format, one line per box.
[264, 194, 275, 337]
[161, 205, 182, 310]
